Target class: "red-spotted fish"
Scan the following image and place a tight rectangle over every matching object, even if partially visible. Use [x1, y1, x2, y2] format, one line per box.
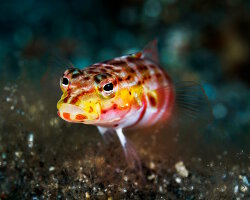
[57, 40, 210, 168]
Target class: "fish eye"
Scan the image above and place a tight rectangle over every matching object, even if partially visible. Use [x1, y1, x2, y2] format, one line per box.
[103, 82, 113, 92]
[62, 77, 69, 86]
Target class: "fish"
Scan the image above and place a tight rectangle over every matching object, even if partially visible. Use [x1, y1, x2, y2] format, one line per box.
[57, 40, 211, 169]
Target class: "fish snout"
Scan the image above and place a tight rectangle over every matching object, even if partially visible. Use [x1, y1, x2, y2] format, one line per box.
[57, 110, 88, 122]
[57, 103, 100, 123]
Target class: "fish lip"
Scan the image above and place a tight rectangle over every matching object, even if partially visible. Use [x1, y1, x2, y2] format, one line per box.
[57, 103, 100, 122]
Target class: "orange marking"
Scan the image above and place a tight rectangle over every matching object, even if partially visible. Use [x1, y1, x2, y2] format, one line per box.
[113, 104, 117, 109]
[75, 114, 87, 120]
[89, 106, 93, 113]
[63, 112, 71, 120]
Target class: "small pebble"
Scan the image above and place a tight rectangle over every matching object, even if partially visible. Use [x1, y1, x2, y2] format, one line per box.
[49, 166, 55, 171]
[240, 185, 248, 193]
[2, 153, 7, 159]
[158, 186, 163, 192]
[175, 177, 182, 184]
[123, 176, 128, 182]
[234, 185, 239, 194]
[147, 174, 156, 180]
[219, 185, 227, 192]
[175, 161, 189, 177]
[97, 191, 104, 196]
[242, 176, 250, 186]
[149, 161, 155, 169]
[85, 192, 90, 199]
[15, 151, 22, 158]
[28, 133, 34, 148]
[6, 97, 12, 102]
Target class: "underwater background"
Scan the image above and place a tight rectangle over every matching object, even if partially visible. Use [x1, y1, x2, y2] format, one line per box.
[0, 0, 249, 199]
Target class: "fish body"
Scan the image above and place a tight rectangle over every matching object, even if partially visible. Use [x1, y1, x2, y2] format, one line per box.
[57, 40, 174, 129]
[57, 40, 210, 169]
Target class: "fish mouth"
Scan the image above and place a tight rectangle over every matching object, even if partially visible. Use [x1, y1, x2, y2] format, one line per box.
[57, 103, 100, 123]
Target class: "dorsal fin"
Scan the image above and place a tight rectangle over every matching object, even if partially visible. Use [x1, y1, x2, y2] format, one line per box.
[142, 39, 159, 64]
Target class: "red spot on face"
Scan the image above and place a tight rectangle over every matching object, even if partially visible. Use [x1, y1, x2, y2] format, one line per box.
[63, 112, 71, 120]
[63, 96, 69, 103]
[57, 111, 61, 117]
[113, 104, 117, 109]
[101, 109, 107, 114]
[89, 106, 93, 113]
[75, 114, 87, 121]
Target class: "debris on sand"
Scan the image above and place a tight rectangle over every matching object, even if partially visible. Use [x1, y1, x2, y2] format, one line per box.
[175, 161, 189, 178]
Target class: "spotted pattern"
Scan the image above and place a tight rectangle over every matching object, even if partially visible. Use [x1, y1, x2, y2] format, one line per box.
[58, 50, 173, 128]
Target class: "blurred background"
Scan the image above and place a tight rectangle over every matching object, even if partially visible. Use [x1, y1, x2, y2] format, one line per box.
[0, 0, 249, 199]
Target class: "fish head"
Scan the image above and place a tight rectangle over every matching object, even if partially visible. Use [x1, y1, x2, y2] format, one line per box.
[57, 66, 132, 126]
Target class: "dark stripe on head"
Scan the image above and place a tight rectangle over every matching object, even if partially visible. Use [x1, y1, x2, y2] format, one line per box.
[125, 75, 131, 81]
[87, 70, 95, 74]
[114, 69, 122, 73]
[63, 96, 69, 103]
[71, 69, 83, 79]
[70, 90, 91, 104]
[138, 65, 148, 71]
[64, 68, 75, 76]
[100, 68, 107, 73]
[105, 66, 113, 70]
[128, 68, 135, 73]
[63, 89, 71, 103]
[94, 73, 111, 84]
[71, 96, 79, 104]
[101, 74, 108, 79]
[94, 75, 102, 84]
[108, 60, 128, 67]
[84, 76, 90, 81]
[68, 68, 76, 73]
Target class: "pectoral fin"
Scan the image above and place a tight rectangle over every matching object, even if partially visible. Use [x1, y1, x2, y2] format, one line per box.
[174, 81, 213, 124]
